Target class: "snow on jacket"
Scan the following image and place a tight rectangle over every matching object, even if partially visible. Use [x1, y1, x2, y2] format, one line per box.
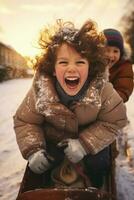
[13, 72, 127, 159]
[109, 60, 133, 103]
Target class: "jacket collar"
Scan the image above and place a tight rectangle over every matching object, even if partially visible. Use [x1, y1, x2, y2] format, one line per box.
[33, 71, 108, 115]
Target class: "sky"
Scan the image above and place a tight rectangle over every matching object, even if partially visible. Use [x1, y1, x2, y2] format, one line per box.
[0, 0, 129, 57]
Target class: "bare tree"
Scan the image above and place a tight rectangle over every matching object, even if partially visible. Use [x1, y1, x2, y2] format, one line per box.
[120, 0, 134, 63]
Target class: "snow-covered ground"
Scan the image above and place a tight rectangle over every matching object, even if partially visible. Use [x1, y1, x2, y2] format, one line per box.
[0, 78, 134, 200]
[116, 93, 134, 200]
[0, 79, 31, 200]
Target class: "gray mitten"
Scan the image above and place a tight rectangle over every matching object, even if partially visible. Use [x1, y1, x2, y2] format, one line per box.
[58, 139, 87, 163]
[28, 150, 51, 174]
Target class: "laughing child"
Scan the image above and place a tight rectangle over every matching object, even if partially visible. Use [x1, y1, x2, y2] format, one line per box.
[14, 19, 127, 188]
[103, 28, 133, 103]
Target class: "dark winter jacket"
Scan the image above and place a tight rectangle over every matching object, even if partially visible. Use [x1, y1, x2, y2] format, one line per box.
[109, 59, 133, 103]
[13, 72, 127, 160]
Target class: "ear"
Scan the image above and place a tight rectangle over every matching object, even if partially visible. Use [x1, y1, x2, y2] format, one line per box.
[53, 71, 56, 76]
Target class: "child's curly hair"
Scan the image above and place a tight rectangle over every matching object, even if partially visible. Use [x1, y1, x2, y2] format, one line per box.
[34, 19, 107, 80]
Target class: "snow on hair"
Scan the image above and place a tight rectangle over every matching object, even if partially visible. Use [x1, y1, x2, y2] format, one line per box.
[34, 19, 107, 80]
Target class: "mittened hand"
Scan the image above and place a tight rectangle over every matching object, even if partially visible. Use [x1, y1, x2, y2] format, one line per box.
[62, 139, 87, 163]
[28, 150, 51, 174]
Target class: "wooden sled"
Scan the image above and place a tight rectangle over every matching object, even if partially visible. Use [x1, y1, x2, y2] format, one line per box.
[16, 144, 117, 200]
[16, 165, 116, 200]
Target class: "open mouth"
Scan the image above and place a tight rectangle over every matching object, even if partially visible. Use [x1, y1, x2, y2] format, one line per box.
[107, 58, 115, 67]
[65, 77, 80, 88]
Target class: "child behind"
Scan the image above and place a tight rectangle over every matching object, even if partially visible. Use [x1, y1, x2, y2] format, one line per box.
[103, 28, 134, 103]
[14, 19, 127, 188]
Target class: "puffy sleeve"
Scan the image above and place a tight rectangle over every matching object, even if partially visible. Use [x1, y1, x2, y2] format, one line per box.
[79, 82, 127, 154]
[110, 61, 133, 102]
[13, 87, 45, 159]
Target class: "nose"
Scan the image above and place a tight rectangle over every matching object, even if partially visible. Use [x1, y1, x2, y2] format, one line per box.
[67, 65, 76, 73]
[108, 51, 114, 59]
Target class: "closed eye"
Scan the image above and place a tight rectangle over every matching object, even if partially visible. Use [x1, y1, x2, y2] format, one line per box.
[76, 60, 86, 64]
[114, 49, 120, 53]
[58, 61, 68, 65]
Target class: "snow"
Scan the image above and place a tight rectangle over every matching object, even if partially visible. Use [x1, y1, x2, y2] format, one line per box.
[0, 78, 134, 200]
[0, 78, 32, 200]
[116, 94, 134, 200]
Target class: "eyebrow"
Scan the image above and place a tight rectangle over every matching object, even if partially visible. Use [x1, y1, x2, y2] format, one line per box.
[57, 57, 87, 60]
[56, 57, 68, 60]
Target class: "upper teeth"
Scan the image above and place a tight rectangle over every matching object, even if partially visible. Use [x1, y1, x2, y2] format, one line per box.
[66, 77, 78, 81]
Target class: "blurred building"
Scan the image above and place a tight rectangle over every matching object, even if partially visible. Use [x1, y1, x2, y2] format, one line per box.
[0, 42, 28, 80]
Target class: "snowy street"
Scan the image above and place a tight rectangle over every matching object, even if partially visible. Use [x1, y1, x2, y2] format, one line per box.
[0, 78, 134, 200]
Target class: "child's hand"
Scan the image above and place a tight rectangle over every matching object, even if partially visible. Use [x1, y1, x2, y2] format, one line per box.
[28, 150, 53, 174]
[59, 139, 87, 163]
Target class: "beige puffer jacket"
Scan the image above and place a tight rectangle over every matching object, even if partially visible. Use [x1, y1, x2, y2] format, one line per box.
[13, 72, 127, 159]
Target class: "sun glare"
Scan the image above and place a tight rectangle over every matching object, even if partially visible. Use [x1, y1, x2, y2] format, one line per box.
[0, 0, 128, 58]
